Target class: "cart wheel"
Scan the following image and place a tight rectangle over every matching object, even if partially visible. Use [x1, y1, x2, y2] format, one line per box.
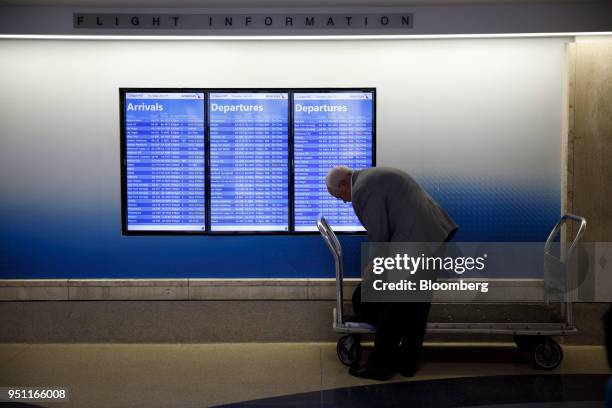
[514, 335, 539, 351]
[532, 339, 563, 370]
[337, 335, 362, 367]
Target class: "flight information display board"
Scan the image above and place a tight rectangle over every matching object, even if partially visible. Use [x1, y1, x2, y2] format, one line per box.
[293, 91, 374, 232]
[123, 92, 206, 232]
[209, 92, 289, 232]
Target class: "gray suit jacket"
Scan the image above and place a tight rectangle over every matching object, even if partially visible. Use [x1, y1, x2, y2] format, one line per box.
[351, 167, 458, 243]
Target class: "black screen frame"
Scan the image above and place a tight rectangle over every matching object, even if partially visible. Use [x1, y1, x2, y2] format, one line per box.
[119, 87, 376, 236]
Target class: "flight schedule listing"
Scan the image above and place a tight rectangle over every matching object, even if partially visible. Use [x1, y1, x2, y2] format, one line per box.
[209, 93, 289, 232]
[293, 92, 373, 232]
[124, 92, 205, 231]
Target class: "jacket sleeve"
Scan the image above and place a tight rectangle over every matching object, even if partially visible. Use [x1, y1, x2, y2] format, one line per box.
[354, 190, 390, 243]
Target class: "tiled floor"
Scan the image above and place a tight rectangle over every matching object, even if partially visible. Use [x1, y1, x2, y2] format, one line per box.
[0, 343, 610, 408]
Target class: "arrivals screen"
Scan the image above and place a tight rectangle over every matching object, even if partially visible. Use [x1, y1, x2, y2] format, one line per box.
[293, 92, 374, 232]
[209, 93, 289, 232]
[124, 92, 206, 232]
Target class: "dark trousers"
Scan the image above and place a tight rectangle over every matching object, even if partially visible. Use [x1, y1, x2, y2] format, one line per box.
[351, 233, 456, 372]
[352, 283, 431, 371]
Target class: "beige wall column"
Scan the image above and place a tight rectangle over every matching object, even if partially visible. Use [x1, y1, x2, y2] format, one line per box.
[565, 37, 612, 342]
[569, 38, 612, 241]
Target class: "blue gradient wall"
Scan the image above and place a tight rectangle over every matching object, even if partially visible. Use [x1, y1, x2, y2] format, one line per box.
[0, 38, 566, 278]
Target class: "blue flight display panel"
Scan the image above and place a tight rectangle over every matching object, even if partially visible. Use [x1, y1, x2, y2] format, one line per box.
[293, 92, 374, 232]
[124, 92, 205, 232]
[209, 92, 289, 232]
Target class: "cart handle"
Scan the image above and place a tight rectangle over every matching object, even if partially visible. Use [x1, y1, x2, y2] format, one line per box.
[317, 215, 344, 325]
[544, 214, 587, 262]
[317, 216, 342, 259]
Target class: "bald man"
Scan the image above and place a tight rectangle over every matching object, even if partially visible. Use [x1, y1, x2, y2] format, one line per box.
[326, 166, 458, 380]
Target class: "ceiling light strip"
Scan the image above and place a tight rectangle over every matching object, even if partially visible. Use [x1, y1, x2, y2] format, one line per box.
[0, 32, 611, 40]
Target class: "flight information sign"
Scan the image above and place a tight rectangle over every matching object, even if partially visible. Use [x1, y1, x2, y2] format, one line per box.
[293, 91, 374, 232]
[124, 92, 205, 232]
[209, 92, 289, 232]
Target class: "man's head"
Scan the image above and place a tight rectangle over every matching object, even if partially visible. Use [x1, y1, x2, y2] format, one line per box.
[326, 166, 353, 203]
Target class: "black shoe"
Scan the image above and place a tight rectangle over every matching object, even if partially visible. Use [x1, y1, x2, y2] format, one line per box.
[348, 365, 393, 381]
[399, 366, 416, 377]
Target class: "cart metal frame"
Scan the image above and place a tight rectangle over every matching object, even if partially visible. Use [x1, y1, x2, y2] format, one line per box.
[317, 213, 587, 370]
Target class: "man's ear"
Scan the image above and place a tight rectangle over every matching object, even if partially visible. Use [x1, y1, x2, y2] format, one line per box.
[339, 179, 349, 192]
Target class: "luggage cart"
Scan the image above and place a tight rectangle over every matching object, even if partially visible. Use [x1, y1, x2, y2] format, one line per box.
[317, 214, 587, 370]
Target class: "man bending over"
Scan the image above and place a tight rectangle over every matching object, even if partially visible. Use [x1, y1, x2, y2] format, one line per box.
[326, 166, 458, 380]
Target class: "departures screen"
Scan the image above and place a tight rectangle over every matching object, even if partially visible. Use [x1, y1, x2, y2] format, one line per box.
[209, 93, 290, 232]
[124, 92, 206, 232]
[293, 92, 374, 232]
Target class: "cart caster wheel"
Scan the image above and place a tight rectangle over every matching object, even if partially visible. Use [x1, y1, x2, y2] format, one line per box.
[514, 335, 539, 351]
[337, 335, 362, 367]
[532, 339, 563, 370]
